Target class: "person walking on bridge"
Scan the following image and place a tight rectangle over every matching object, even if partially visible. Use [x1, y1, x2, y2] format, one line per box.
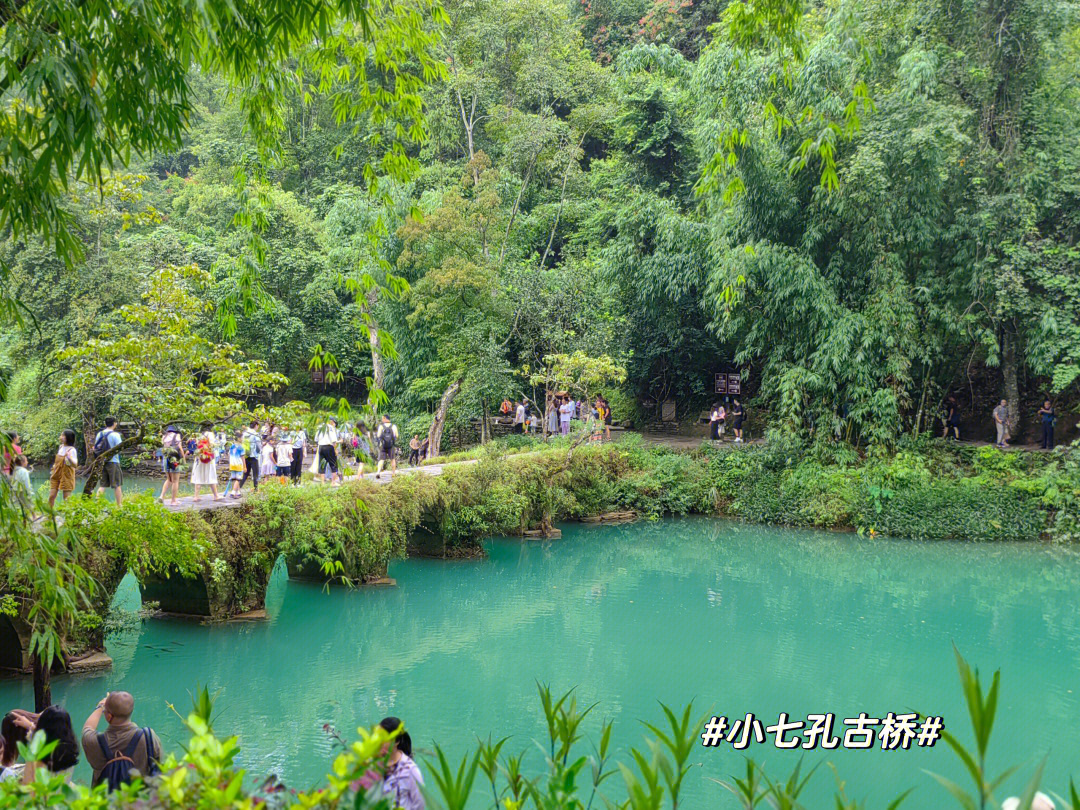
[94, 417, 124, 507]
[190, 423, 222, 501]
[48, 429, 79, 508]
[290, 427, 307, 484]
[315, 417, 342, 485]
[238, 420, 261, 493]
[375, 415, 399, 479]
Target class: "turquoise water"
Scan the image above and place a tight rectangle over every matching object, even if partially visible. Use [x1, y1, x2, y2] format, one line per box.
[3, 517, 1080, 806]
[27, 471, 160, 501]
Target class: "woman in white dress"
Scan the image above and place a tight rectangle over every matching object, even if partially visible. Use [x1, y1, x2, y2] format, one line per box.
[190, 423, 223, 501]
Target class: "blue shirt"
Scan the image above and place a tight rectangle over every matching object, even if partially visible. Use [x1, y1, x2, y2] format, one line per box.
[96, 429, 122, 464]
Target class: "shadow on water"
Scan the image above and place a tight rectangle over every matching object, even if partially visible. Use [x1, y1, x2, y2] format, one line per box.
[2, 516, 1079, 804]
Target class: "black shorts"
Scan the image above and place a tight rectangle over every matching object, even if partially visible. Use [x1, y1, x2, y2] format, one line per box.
[102, 463, 123, 488]
[318, 445, 338, 474]
[378, 446, 397, 461]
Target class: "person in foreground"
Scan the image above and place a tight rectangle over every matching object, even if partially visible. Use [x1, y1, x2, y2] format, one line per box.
[82, 692, 162, 790]
[14, 706, 79, 782]
[378, 717, 423, 810]
[1, 710, 36, 782]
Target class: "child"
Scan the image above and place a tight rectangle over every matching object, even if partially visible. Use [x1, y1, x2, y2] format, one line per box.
[48, 429, 78, 509]
[224, 432, 246, 499]
[260, 438, 277, 478]
[274, 440, 292, 484]
[12, 455, 33, 511]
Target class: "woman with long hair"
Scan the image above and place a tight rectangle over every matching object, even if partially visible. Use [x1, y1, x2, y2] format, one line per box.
[378, 717, 423, 810]
[14, 706, 79, 783]
[2, 710, 35, 780]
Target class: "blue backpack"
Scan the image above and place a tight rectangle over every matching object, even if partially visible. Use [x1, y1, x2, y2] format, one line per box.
[97, 728, 160, 791]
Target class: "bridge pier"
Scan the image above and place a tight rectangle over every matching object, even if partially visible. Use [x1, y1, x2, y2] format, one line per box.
[139, 561, 274, 620]
[284, 553, 391, 585]
[0, 612, 32, 671]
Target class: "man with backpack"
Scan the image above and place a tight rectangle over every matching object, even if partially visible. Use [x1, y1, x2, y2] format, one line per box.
[81, 691, 161, 791]
[94, 416, 124, 507]
[375, 414, 399, 479]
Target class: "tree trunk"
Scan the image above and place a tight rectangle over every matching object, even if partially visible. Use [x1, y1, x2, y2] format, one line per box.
[1002, 328, 1020, 436]
[81, 412, 97, 466]
[540, 151, 574, 270]
[82, 433, 143, 494]
[543, 385, 550, 439]
[480, 401, 490, 445]
[498, 148, 539, 268]
[455, 90, 479, 186]
[33, 657, 51, 712]
[365, 289, 385, 393]
[540, 130, 588, 271]
[426, 379, 462, 460]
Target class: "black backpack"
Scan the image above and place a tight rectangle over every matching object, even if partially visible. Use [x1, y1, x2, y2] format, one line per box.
[93, 429, 115, 456]
[379, 426, 396, 451]
[97, 728, 160, 791]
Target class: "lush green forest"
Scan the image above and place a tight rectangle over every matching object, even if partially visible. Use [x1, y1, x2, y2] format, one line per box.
[2, 0, 1079, 458]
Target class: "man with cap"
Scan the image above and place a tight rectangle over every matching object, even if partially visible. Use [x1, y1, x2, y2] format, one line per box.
[82, 691, 162, 788]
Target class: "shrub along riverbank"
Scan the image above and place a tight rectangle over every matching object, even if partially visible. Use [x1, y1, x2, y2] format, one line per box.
[37, 434, 1080, 628]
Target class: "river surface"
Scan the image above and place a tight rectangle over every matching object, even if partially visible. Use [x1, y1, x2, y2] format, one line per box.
[27, 471, 160, 500]
[3, 517, 1079, 806]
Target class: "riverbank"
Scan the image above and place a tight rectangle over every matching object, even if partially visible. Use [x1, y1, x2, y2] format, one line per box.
[6, 434, 1076, 668]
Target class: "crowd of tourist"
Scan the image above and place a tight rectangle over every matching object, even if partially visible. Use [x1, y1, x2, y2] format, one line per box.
[2, 393, 617, 514]
[3, 393, 1066, 515]
[1, 695, 424, 808]
[500, 393, 613, 441]
[0, 414, 418, 508]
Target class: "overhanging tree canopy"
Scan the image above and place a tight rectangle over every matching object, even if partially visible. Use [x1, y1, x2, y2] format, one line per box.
[57, 263, 298, 489]
[0, 0, 448, 321]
